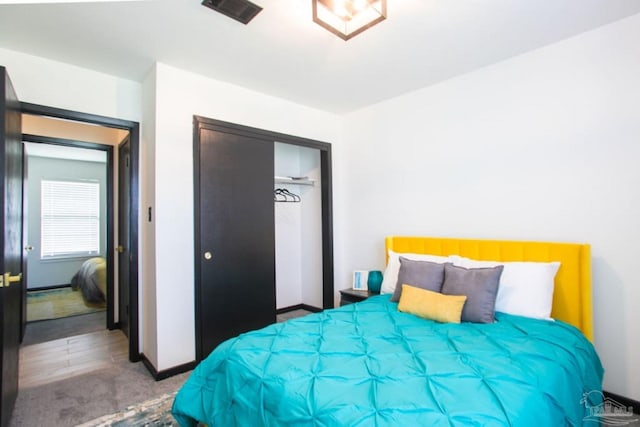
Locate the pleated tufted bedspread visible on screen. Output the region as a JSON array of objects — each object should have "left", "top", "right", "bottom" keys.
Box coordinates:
[{"left": 173, "top": 295, "right": 602, "bottom": 427}]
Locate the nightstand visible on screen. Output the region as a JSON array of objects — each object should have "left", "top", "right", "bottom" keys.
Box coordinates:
[{"left": 339, "top": 289, "right": 377, "bottom": 306}]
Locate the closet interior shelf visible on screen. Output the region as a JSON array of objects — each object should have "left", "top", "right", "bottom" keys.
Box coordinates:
[{"left": 274, "top": 176, "right": 315, "bottom": 186}]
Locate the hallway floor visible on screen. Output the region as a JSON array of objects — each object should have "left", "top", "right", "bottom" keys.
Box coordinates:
[
  {"left": 23, "top": 311, "right": 105, "bottom": 346},
  {"left": 20, "top": 328, "right": 128, "bottom": 389},
  {"left": 12, "top": 328, "right": 189, "bottom": 427}
]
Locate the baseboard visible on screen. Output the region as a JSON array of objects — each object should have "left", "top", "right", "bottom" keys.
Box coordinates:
[
  {"left": 129, "top": 350, "right": 141, "bottom": 363},
  {"left": 27, "top": 283, "right": 71, "bottom": 292},
  {"left": 276, "top": 304, "right": 304, "bottom": 314},
  {"left": 140, "top": 353, "right": 196, "bottom": 381},
  {"left": 108, "top": 322, "right": 120, "bottom": 331},
  {"left": 604, "top": 390, "right": 640, "bottom": 415},
  {"left": 277, "top": 304, "right": 322, "bottom": 314},
  {"left": 301, "top": 304, "right": 322, "bottom": 313}
]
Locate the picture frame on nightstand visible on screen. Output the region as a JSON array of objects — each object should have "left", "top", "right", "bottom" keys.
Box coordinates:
[{"left": 352, "top": 270, "right": 368, "bottom": 290}]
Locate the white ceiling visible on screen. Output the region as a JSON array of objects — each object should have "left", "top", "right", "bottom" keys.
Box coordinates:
[{"left": 1, "top": 0, "right": 639, "bottom": 114}]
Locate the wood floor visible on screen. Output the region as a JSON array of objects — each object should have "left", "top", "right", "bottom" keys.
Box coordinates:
[
  {"left": 19, "top": 329, "right": 128, "bottom": 389},
  {"left": 19, "top": 309, "right": 309, "bottom": 390},
  {"left": 277, "top": 308, "right": 312, "bottom": 322}
]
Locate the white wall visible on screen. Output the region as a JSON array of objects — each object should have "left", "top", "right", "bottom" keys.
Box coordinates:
[
  {"left": 298, "top": 147, "right": 323, "bottom": 308},
  {"left": 341, "top": 14, "right": 640, "bottom": 400},
  {"left": 0, "top": 48, "right": 141, "bottom": 121},
  {"left": 140, "top": 66, "right": 158, "bottom": 367},
  {"left": 150, "top": 63, "right": 342, "bottom": 370},
  {"left": 275, "top": 143, "right": 304, "bottom": 310},
  {"left": 275, "top": 200, "right": 303, "bottom": 309}
]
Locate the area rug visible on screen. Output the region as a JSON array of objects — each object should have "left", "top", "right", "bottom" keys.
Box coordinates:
[
  {"left": 76, "top": 392, "right": 179, "bottom": 427},
  {"left": 27, "top": 287, "right": 105, "bottom": 322}
]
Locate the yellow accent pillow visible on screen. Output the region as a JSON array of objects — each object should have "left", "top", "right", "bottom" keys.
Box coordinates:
[{"left": 397, "top": 284, "right": 467, "bottom": 323}]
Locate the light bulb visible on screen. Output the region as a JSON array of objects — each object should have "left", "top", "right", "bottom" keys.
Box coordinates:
[
  {"left": 352, "top": 0, "right": 368, "bottom": 12},
  {"left": 333, "top": 0, "right": 349, "bottom": 17}
]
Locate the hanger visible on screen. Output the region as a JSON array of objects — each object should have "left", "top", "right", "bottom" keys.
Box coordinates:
[
  {"left": 283, "top": 188, "right": 300, "bottom": 202},
  {"left": 274, "top": 188, "right": 300, "bottom": 203}
]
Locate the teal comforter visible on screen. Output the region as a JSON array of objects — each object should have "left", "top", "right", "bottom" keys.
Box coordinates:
[{"left": 173, "top": 295, "right": 603, "bottom": 426}]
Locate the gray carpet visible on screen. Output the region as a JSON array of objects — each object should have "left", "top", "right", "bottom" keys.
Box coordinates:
[
  {"left": 22, "top": 311, "right": 106, "bottom": 346},
  {"left": 16, "top": 311, "right": 189, "bottom": 426},
  {"left": 11, "top": 309, "right": 311, "bottom": 426},
  {"left": 10, "top": 359, "right": 190, "bottom": 427}
]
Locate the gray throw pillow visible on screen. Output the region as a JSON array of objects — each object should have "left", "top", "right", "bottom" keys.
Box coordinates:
[
  {"left": 391, "top": 257, "right": 445, "bottom": 302},
  {"left": 441, "top": 263, "right": 503, "bottom": 323}
]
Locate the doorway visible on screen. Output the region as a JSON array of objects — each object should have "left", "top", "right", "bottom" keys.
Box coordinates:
[
  {"left": 20, "top": 103, "right": 140, "bottom": 362},
  {"left": 21, "top": 139, "right": 111, "bottom": 345}
]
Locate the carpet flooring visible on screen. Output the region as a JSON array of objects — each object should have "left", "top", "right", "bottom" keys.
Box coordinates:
[
  {"left": 27, "top": 287, "right": 105, "bottom": 322},
  {"left": 76, "top": 392, "right": 178, "bottom": 427},
  {"left": 10, "top": 354, "right": 190, "bottom": 427}
]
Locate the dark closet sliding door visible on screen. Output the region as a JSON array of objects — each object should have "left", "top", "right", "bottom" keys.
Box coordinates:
[{"left": 195, "top": 126, "right": 276, "bottom": 360}]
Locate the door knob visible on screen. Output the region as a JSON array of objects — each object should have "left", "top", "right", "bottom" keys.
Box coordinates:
[
  {"left": 24, "top": 245, "right": 34, "bottom": 251},
  {"left": 1, "top": 272, "right": 22, "bottom": 288},
  {"left": 204, "top": 251, "right": 213, "bottom": 260},
  {"left": 116, "top": 246, "right": 125, "bottom": 253}
]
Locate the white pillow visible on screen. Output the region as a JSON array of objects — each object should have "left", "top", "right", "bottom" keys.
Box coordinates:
[
  {"left": 380, "top": 250, "right": 450, "bottom": 295},
  {"left": 451, "top": 256, "right": 560, "bottom": 320}
]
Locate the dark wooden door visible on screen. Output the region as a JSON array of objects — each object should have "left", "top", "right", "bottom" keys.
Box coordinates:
[
  {"left": 195, "top": 126, "right": 275, "bottom": 360},
  {"left": 118, "top": 136, "right": 131, "bottom": 340},
  {"left": 0, "top": 67, "right": 23, "bottom": 427}
]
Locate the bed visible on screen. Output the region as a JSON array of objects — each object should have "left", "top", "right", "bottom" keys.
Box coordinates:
[
  {"left": 172, "top": 237, "right": 603, "bottom": 426},
  {"left": 70, "top": 257, "right": 107, "bottom": 306}
]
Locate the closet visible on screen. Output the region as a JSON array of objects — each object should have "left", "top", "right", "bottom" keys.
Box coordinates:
[
  {"left": 194, "top": 117, "right": 333, "bottom": 361},
  {"left": 274, "top": 142, "right": 323, "bottom": 311}
]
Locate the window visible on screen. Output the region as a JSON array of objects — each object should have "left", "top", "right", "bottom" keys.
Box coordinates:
[{"left": 41, "top": 180, "right": 100, "bottom": 259}]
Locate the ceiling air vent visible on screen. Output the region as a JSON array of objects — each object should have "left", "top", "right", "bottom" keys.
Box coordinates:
[{"left": 202, "top": 0, "right": 263, "bottom": 25}]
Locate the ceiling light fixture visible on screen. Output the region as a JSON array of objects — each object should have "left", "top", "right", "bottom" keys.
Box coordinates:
[{"left": 312, "top": 0, "right": 387, "bottom": 41}]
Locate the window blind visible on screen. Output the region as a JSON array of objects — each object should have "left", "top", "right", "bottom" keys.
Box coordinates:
[{"left": 41, "top": 180, "right": 100, "bottom": 258}]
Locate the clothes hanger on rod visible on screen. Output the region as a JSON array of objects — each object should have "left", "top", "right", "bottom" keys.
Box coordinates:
[{"left": 274, "top": 188, "right": 300, "bottom": 203}]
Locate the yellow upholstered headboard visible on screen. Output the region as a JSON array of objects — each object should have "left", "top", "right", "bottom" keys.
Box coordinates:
[{"left": 385, "top": 236, "right": 593, "bottom": 341}]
